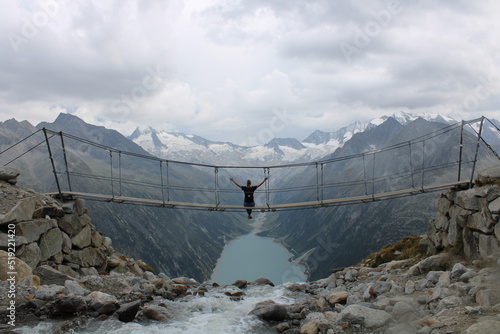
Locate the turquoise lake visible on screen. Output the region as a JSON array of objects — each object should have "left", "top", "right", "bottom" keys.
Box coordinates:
[{"left": 210, "top": 231, "right": 307, "bottom": 285}]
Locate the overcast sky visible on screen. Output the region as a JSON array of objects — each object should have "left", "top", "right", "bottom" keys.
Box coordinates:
[{"left": 1, "top": 0, "right": 499, "bottom": 145}]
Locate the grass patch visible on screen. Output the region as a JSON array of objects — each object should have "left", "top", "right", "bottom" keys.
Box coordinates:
[{"left": 357, "top": 235, "right": 424, "bottom": 268}]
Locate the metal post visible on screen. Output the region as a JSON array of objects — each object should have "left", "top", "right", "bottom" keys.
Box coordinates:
[
  {"left": 264, "top": 167, "right": 270, "bottom": 208},
  {"left": 59, "top": 131, "right": 72, "bottom": 192},
  {"left": 362, "top": 154, "right": 368, "bottom": 196},
  {"left": 372, "top": 153, "right": 376, "bottom": 197},
  {"left": 214, "top": 167, "right": 220, "bottom": 207},
  {"left": 408, "top": 142, "right": 415, "bottom": 188},
  {"left": 421, "top": 141, "right": 426, "bottom": 190},
  {"left": 43, "top": 128, "right": 62, "bottom": 197},
  {"left": 316, "top": 163, "right": 320, "bottom": 202},
  {"left": 458, "top": 120, "right": 464, "bottom": 181},
  {"left": 109, "top": 151, "right": 114, "bottom": 197},
  {"left": 118, "top": 152, "right": 122, "bottom": 196},
  {"left": 469, "top": 116, "right": 484, "bottom": 188},
  {"left": 159, "top": 161, "right": 165, "bottom": 204}
]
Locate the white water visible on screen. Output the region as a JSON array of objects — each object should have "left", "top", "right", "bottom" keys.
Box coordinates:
[{"left": 17, "top": 285, "right": 307, "bottom": 334}]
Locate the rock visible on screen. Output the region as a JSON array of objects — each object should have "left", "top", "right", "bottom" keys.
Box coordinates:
[
  {"left": 17, "top": 242, "right": 41, "bottom": 269},
  {"left": 143, "top": 271, "right": 156, "bottom": 281},
  {"left": 0, "top": 167, "right": 20, "bottom": 182},
  {"left": 87, "top": 291, "right": 118, "bottom": 311},
  {"left": 170, "top": 284, "right": 188, "bottom": 296},
  {"left": 300, "top": 322, "right": 318, "bottom": 334},
  {"left": 51, "top": 295, "right": 87, "bottom": 316},
  {"left": 405, "top": 280, "right": 416, "bottom": 294},
  {"left": 33, "top": 265, "right": 73, "bottom": 285},
  {"left": 39, "top": 228, "right": 63, "bottom": 261},
  {"left": 0, "top": 250, "right": 33, "bottom": 281},
  {"left": 0, "top": 232, "right": 28, "bottom": 250},
  {"left": 476, "top": 289, "right": 492, "bottom": 309},
  {"left": 56, "top": 264, "right": 79, "bottom": 278},
  {"left": 478, "top": 234, "right": 500, "bottom": 261},
  {"left": 233, "top": 279, "right": 248, "bottom": 289},
  {"left": 392, "top": 301, "right": 415, "bottom": 317},
  {"left": 465, "top": 320, "right": 500, "bottom": 334},
  {"left": 369, "top": 281, "right": 392, "bottom": 297},
  {"left": 437, "top": 296, "right": 463, "bottom": 311},
  {"left": 327, "top": 291, "right": 349, "bottom": 306},
  {"left": 251, "top": 277, "right": 275, "bottom": 286},
  {"left": 116, "top": 300, "right": 141, "bottom": 322},
  {"left": 61, "top": 232, "right": 72, "bottom": 254},
  {"left": 63, "top": 247, "right": 105, "bottom": 268},
  {"left": 35, "top": 284, "right": 65, "bottom": 300},
  {"left": 142, "top": 305, "right": 172, "bottom": 321},
  {"left": 407, "top": 253, "right": 450, "bottom": 276},
  {"left": 489, "top": 197, "right": 500, "bottom": 213},
  {"left": 344, "top": 269, "right": 358, "bottom": 282},
  {"left": 15, "top": 219, "right": 53, "bottom": 242},
  {"left": 450, "top": 263, "right": 468, "bottom": 281},
  {"left": 64, "top": 280, "right": 90, "bottom": 296},
  {"left": 59, "top": 213, "right": 82, "bottom": 237},
  {"left": 71, "top": 224, "right": 92, "bottom": 249},
  {"left": 0, "top": 196, "right": 36, "bottom": 225},
  {"left": 455, "top": 189, "right": 481, "bottom": 211},
  {"left": 340, "top": 305, "right": 392, "bottom": 328},
  {"left": 249, "top": 300, "right": 289, "bottom": 321}
]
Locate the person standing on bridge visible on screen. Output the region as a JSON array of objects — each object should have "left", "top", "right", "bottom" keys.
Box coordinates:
[{"left": 229, "top": 177, "right": 268, "bottom": 219}]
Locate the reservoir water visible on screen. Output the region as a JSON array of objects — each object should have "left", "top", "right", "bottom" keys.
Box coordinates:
[{"left": 211, "top": 215, "right": 307, "bottom": 285}]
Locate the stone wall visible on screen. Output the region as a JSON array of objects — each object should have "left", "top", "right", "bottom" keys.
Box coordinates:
[
  {"left": 0, "top": 167, "right": 151, "bottom": 283},
  {"left": 427, "top": 167, "right": 500, "bottom": 263}
]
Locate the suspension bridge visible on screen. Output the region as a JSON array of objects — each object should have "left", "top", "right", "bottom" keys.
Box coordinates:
[{"left": 1, "top": 117, "right": 499, "bottom": 212}]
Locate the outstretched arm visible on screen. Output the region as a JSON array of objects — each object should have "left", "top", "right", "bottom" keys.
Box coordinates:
[
  {"left": 256, "top": 177, "right": 269, "bottom": 188},
  {"left": 229, "top": 177, "right": 242, "bottom": 188}
]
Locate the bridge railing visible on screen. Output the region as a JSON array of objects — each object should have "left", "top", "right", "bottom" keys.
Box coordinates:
[{"left": 1, "top": 117, "right": 498, "bottom": 211}]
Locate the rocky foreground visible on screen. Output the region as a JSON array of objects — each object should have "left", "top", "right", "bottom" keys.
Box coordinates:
[{"left": 0, "top": 167, "right": 500, "bottom": 333}]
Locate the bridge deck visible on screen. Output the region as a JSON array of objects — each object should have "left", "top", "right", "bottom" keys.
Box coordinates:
[{"left": 46, "top": 180, "right": 470, "bottom": 211}]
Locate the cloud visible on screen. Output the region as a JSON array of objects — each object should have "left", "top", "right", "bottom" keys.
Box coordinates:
[{"left": 0, "top": 0, "right": 499, "bottom": 145}]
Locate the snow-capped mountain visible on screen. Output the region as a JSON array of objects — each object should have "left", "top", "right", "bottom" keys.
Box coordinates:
[{"left": 129, "top": 112, "right": 458, "bottom": 165}]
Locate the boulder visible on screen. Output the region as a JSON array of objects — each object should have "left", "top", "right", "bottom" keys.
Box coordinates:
[
  {"left": 142, "top": 305, "right": 172, "bottom": 321},
  {"left": 327, "top": 291, "right": 349, "bottom": 305},
  {"left": 33, "top": 265, "right": 73, "bottom": 285},
  {"left": 15, "top": 219, "right": 53, "bottom": 242},
  {"left": 64, "top": 247, "right": 105, "bottom": 268},
  {"left": 34, "top": 284, "right": 65, "bottom": 300},
  {"left": 341, "top": 305, "right": 392, "bottom": 328},
  {"left": 251, "top": 277, "right": 275, "bottom": 286},
  {"left": 489, "top": 197, "right": 500, "bottom": 213},
  {"left": 71, "top": 224, "right": 92, "bottom": 249},
  {"left": 465, "top": 320, "right": 500, "bottom": 334},
  {"left": 116, "top": 300, "right": 141, "bottom": 322},
  {"left": 0, "top": 250, "right": 32, "bottom": 281},
  {"left": 249, "top": 300, "right": 289, "bottom": 321},
  {"left": 87, "top": 291, "right": 118, "bottom": 311},
  {"left": 0, "top": 196, "right": 37, "bottom": 225},
  {"left": 59, "top": 213, "right": 82, "bottom": 237},
  {"left": 455, "top": 189, "right": 481, "bottom": 211},
  {"left": 17, "top": 242, "right": 41, "bottom": 269},
  {"left": 39, "top": 228, "right": 63, "bottom": 261},
  {"left": 64, "top": 280, "right": 90, "bottom": 296},
  {"left": 51, "top": 295, "right": 88, "bottom": 316},
  {"left": 0, "top": 232, "right": 28, "bottom": 251},
  {"left": 233, "top": 279, "right": 248, "bottom": 289},
  {"left": 0, "top": 167, "right": 20, "bottom": 182},
  {"left": 478, "top": 234, "right": 500, "bottom": 261}
]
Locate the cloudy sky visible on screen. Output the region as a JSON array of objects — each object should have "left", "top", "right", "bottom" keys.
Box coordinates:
[{"left": 1, "top": 0, "right": 499, "bottom": 145}]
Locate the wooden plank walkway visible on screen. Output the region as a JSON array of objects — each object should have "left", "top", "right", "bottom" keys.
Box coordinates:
[{"left": 45, "top": 180, "right": 470, "bottom": 211}]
